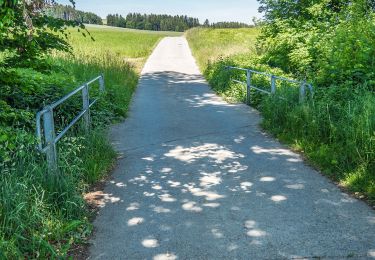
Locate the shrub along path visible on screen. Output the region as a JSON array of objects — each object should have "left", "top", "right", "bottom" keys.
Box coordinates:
[{"left": 89, "top": 37, "right": 375, "bottom": 259}]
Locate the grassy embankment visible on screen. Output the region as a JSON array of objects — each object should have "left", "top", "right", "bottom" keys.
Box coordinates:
[
  {"left": 186, "top": 27, "right": 375, "bottom": 204},
  {"left": 0, "top": 26, "right": 177, "bottom": 258}
]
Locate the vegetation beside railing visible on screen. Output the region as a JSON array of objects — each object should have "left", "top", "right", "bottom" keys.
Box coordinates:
[
  {"left": 0, "top": 1, "right": 169, "bottom": 257},
  {"left": 186, "top": 0, "right": 375, "bottom": 204}
]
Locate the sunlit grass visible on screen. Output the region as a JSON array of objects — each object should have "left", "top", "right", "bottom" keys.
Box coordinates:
[
  {"left": 64, "top": 25, "right": 181, "bottom": 72},
  {"left": 186, "top": 27, "right": 259, "bottom": 71},
  {"left": 54, "top": 25, "right": 180, "bottom": 119}
]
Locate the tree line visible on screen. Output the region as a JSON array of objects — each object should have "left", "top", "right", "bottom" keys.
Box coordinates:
[
  {"left": 107, "top": 13, "right": 200, "bottom": 32},
  {"left": 46, "top": 4, "right": 103, "bottom": 25},
  {"left": 203, "top": 19, "right": 252, "bottom": 28}
]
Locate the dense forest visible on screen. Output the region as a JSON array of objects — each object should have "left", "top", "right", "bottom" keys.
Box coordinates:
[
  {"left": 107, "top": 13, "right": 200, "bottom": 32},
  {"left": 47, "top": 4, "right": 103, "bottom": 25}
]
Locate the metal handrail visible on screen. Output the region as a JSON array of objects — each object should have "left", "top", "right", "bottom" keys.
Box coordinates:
[
  {"left": 225, "top": 66, "right": 313, "bottom": 104},
  {"left": 36, "top": 74, "right": 105, "bottom": 172}
]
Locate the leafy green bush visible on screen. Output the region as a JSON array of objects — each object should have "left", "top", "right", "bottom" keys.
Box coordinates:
[
  {"left": 257, "top": 0, "right": 375, "bottom": 87},
  {"left": 315, "top": 13, "right": 375, "bottom": 89},
  {"left": 255, "top": 0, "right": 375, "bottom": 202}
]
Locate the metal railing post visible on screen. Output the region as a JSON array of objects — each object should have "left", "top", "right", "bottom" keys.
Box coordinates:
[
  {"left": 43, "top": 106, "right": 58, "bottom": 173},
  {"left": 299, "top": 82, "right": 306, "bottom": 103},
  {"left": 308, "top": 84, "right": 314, "bottom": 99},
  {"left": 82, "top": 83, "right": 91, "bottom": 133},
  {"left": 36, "top": 74, "right": 105, "bottom": 172},
  {"left": 246, "top": 70, "right": 252, "bottom": 105},
  {"left": 224, "top": 66, "right": 313, "bottom": 103},
  {"left": 271, "top": 75, "right": 276, "bottom": 94},
  {"left": 99, "top": 74, "right": 105, "bottom": 92}
]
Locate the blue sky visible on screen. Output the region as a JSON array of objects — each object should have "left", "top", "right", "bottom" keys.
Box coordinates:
[{"left": 60, "top": 0, "right": 261, "bottom": 24}]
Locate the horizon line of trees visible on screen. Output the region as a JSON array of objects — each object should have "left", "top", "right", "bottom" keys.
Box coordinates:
[
  {"left": 107, "top": 13, "right": 257, "bottom": 32},
  {"left": 46, "top": 4, "right": 103, "bottom": 25},
  {"left": 203, "top": 19, "right": 253, "bottom": 28},
  {"left": 46, "top": 6, "right": 258, "bottom": 32},
  {"left": 107, "top": 13, "right": 200, "bottom": 32}
]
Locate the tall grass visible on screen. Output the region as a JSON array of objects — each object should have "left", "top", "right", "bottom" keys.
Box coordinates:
[
  {"left": 0, "top": 26, "right": 169, "bottom": 257},
  {"left": 0, "top": 132, "right": 112, "bottom": 258},
  {"left": 186, "top": 28, "right": 375, "bottom": 204},
  {"left": 261, "top": 87, "right": 375, "bottom": 201}
]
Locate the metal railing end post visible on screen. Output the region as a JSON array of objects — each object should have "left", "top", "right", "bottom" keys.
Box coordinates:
[
  {"left": 82, "top": 83, "right": 91, "bottom": 134},
  {"left": 43, "top": 106, "right": 58, "bottom": 174},
  {"left": 99, "top": 73, "right": 105, "bottom": 92},
  {"left": 271, "top": 75, "right": 276, "bottom": 95},
  {"left": 308, "top": 84, "right": 314, "bottom": 99},
  {"left": 246, "top": 70, "right": 252, "bottom": 105},
  {"left": 299, "top": 81, "right": 306, "bottom": 103}
]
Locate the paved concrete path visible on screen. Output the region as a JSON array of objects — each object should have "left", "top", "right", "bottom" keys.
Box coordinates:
[{"left": 89, "top": 37, "right": 375, "bottom": 260}]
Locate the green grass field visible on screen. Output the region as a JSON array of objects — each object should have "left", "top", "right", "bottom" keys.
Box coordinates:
[
  {"left": 186, "top": 27, "right": 259, "bottom": 71},
  {"left": 55, "top": 25, "right": 179, "bottom": 120},
  {"left": 0, "top": 26, "right": 178, "bottom": 258},
  {"left": 64, "top": 25, "right": 181, "bottom": 72}
]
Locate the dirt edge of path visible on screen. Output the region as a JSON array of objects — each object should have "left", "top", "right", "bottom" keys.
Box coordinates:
[{"left": 67, "top": 156, "right": 121, "bottom": 260}]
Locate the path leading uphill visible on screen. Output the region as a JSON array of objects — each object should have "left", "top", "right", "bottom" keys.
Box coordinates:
[{"left": 89, "top": 37, "right": 375, "bottom": 259}]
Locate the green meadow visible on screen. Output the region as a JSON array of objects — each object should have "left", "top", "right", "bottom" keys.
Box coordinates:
[
  {"left": 65, "top": 25, "right": 182, "bottom": 71},
  {"left": 186, "top": 27, "right": 259, "bottom": 71}
]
